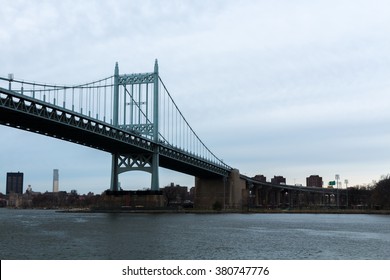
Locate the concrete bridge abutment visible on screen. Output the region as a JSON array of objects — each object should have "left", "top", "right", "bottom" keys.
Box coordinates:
[{"left": 194, "top": 169, "right": 248, "bottom": 210}]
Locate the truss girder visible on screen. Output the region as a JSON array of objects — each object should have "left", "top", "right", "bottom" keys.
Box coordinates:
[
  {"left": 159, "top": 145, "right": 230, "bottom": 177},
  {"left": 117, "top": 154, "right": 153, "bottom": 174},
  {"left": 0, "top": 89, "right": 154, "bottom": 153},
  {"left": 118, "top": 73, "right": 155, "bottom": 85},
  {"left": 119, "top": 124, "right": 154, "bottom": 137}
]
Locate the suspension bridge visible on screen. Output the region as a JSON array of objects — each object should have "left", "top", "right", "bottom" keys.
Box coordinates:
[{"left": 0, "top": 61, "right": 343, "bottom": 209}]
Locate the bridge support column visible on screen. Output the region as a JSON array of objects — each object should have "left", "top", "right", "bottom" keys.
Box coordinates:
[
  {"left": 194, "top": 169, "right": 248, "bottom": 210},
  {"left": 110, "top": 153, "right": 119, "bottom": 191},
  {"left": 110, "top": 63, "right": 120, "bottom": 191},
  {"left": 110, "top": 153, "right": 159, "bottom": 191},
  {"left": 252, "top": 185, "right": 260, "bottom": 207},
  {"left": 109, "top": 60, "right": 161, "bottom": 191},
  {"left": 151, "top": 59, "right": 159, "bottom": 191},
  {"left": 151, "top": 150, "right": 159, "bottom": 191}
]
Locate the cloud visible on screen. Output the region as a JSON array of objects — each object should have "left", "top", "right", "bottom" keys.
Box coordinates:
[{"left": 1, "top": 0, "right": 390, "bottom": 193}]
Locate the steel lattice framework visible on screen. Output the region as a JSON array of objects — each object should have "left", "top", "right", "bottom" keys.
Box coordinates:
[{"left": 0, "top": 61, "right": 231, "bottom": 191}]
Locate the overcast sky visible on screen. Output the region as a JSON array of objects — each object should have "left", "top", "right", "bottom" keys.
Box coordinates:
[{"left": 1, "top": 0, "right": 390, "bottom": 194}]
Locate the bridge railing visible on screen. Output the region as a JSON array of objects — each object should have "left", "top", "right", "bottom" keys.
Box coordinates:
[{"left": 0, "top": 75, "right": 116, "bottom": 125}]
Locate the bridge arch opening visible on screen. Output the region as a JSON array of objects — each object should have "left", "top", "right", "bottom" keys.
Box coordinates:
[{"left": 117, "top": 171, "right": 152, "bottom": 191}]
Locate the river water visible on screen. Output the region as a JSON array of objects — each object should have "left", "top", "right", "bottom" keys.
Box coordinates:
[{"left": 0, "top": 208, "right": 389, "bottom": 260}]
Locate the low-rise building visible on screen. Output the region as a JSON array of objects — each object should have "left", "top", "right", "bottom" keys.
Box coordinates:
[
  {"left": 253, "top": 174, "right": 266, "bottom": 182},
  {"left": 306, "top": 175, "right": 323, "bottom": 188},
  {"left": 271, "top": 176, "right": 286, "bottom": 185}
]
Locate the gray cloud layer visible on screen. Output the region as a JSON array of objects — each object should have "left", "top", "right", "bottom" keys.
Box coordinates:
[{"left": 1, "top": 0, "right": 390, "bottom": 193}]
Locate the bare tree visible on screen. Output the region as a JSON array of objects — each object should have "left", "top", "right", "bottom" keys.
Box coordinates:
[{"left": 371, "top": 175, "right": 390, "bottom": 209}]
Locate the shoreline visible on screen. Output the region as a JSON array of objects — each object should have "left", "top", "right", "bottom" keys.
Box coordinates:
[
  {"left": 3, "top": 206, "right": 389, "bottom": 215},
  {"left": 54, "top": 208, "right": 390, "bottom": 215}
]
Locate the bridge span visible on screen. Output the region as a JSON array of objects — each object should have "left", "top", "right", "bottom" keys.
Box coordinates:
[
  {"left": 0, "top": 62, "right": 341, "bottom": 210},
  {"left": 1, "top": 61, "right": 230, "bottom": 187}
]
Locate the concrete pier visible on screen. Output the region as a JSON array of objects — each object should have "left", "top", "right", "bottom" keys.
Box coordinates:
[{"left": 194, "top": 169, "right": 248, "bottom": 210}]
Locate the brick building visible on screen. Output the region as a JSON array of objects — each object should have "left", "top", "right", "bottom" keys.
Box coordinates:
[
  {"left": 271, "top": 176, "right": 286, "bottom": 185},
  {"left": 306, "top": 175, "right": 323, "bottom": 188}
]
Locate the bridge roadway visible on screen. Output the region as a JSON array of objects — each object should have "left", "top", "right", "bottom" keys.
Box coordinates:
[
  {"left": 0, "top": 87, "right": 230, "bottom": 179},
  {"left": 241, "top": 175, "right": 344, "bottom": 209},
  {"left": 243, "top": 175, "right": 338, "bottom": 194}
]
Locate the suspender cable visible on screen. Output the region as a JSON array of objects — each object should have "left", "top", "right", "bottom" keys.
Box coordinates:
[{"left": 104, "top": 79, "right": 107, "bottom": 122}]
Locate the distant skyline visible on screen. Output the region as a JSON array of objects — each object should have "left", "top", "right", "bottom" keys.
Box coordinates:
[{"left": 1, "top": 0, "right": 390, "bottom": 194}]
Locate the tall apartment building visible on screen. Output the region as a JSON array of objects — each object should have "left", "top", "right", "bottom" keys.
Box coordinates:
[
  {"left": 6, "top": 172, "right": 24, "bottom": 194},
  {"left": 306, "top": 175, "right": 323, "bottom": 188},
  {"left": 53, "top": 169, "right": 59, "bottom": 193}
]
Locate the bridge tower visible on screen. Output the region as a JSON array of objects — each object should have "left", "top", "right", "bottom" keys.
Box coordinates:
[{"left": 110, "top": 60, "right": 160, "bottom": 191}]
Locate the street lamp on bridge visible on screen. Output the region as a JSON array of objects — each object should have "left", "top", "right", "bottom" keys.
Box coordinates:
[{"left": 8, "top": 73, "right": 14, "bottom": 90}]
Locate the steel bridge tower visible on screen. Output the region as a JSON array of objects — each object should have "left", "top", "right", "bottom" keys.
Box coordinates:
[{"left": 110, "top": 60, "right": 160, "bottom": 191}]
